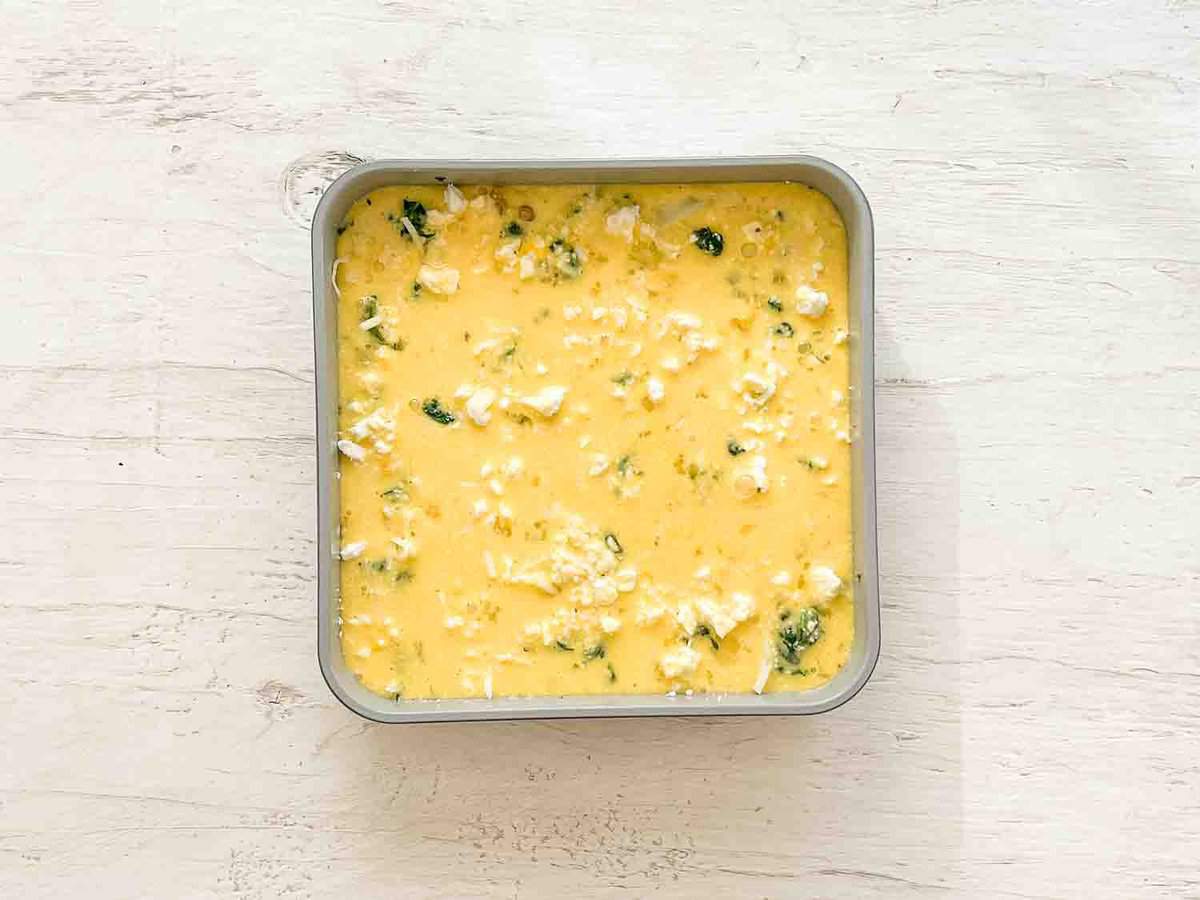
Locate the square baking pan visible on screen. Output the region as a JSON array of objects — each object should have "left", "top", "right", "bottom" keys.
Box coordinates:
[{"left": 312, "top": 156, "right": 879, "bottom": 722}]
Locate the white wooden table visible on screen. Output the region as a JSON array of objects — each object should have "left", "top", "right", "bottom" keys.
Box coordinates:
[{"left": 2, "top": 2, "right": 1197, "bottom": 897}]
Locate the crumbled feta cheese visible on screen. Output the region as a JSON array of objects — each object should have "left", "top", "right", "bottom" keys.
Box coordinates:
[
  {"left": 391, "top": 537, "right": 417, "bottom": 559},
  {"left": 692, "top": 592, "right": 756, "bottom": 638},
  {"left": 833, "top": 329, "right": 848, "bottom": 345},
  {"left": 578, "top": 435, "right": 592, "bottom": 449},
  {"left": 483, "top": 551, "right": 497, "bottom": 578},
  {"left": 646, "top": 377, "right": 665, "bottom": 404},
  {"left": 660, "top": 356, "right": 682, "bottom": 372},
  {"left": 465, "top": 387, "right": 497, "bottom": 426},
  {"left": 519, "top": 385, "right": 567, "bottom": 417},
  {"left": 694, "top": 565, "right": 711, "bottom": 580},
  {"left": 771, "top": 570, "right": 792, "bottom": 587},
  {"left": 444, "top": 183, "right": 466, "bottom": 214},
  {"left": 601, "top": 615, "right": 622, "bottom": 634},
  {"left": 808, "top": 565, "right": 843, "bottom": 602},
  {"left": 495, "top": 245, "right": 520, "bottom": 275},
  {"left": 503, "top": 456, "right": 524, "bottom": 477},
  {"left": 355, "top": 646, "right": 372, "bottom": 659},
  {"left": 518, "top": 253, "right": 537, "bottom": 280},
  {"left": 472, "top": 498, "right": 489, "bottom": 518},
  {"left": 339, "top": 540, "right": 367, "bottom": 560},
  {"left": 660, "top": 645, "right": 702, "bottom": 678},
  {"left": 732, "top": 454, "right": 770, "bottom": 498},
  {"left": 807, "top": 455, "right": 829, "bottom": 470},
  {"left": 488, "top": 479, "right": 504, "bottom": 496},
  {"left": 535, "top": 361, "right": 549, "bottom": 375},
  {"left": 417, "top": 264, "right": 460, "bottom": 295},
  {"left": 831, "top": 389, "right": 844, "bottom": 406},
  {"left": 588, "top": 454, "right": 610, "bottom": 476},
  {"left": 444, "top": 615, "right": 465, "bottom": 629},
  {"left": 337, "top": 439, "right": 367, "bottom": 462},
  {"left": 563, "top": 305, "right": 582, "bottom": 320},
  {"left": 358, "top": 315, "right": 383, "bottom": 331},
  {"left": 737, "top": 372, "right": 776, "bottom": 407},
  {"left": 613, "top": 567, "right": 638, "bottom": 592},
  {"left": 795, "top": 284, "right": 829, "bottom": 317},
  {"left": 605, "top": 205, "right": 639, "bottom": 240}
]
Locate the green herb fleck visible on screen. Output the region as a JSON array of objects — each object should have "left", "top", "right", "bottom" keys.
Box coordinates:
[
  {"left": 402, "top": 199, "right": 433, "bottom": 237},
  {"left": 692, "top": 226, "right": 724, "bottom": 256},
  {"left": 583, "top": 645, "right": 606, "bottom": 661},
  {"left": 694, "top": 624, "right": 720, "bottom": 652},
  {"left": 615, "top": 454, "right": 640, "bottom": 477},
  {"left": 421, "top": 397, "right": 457, "bottom": 425},
  {"left": 394, "top": 569, "right": 414, "bottom": 584},
  {"left": 611, "top": 371, "right": 634, "bottom": 387},
  {"left": 554, "top": 640, "right": 574, "bottom": 652},
  {"left": 606, "top": 662, "right": 617, "bottom": 682},
  {"left": 366, "top": 559, "right": 389, "bottom": 574},
  {"left": 773, "top": 321, "right": 795, "bottom": 338},
  {"left": 380, "top": 485, "right": 410, "bottom": 502},
  {"left": 411, "top": 281, "right": 423, "bottom": 299},
  {"left": 503, "top": 220, "right": 524, "bottom": 237},
  {"left": 777, "top": 607, "right": 822, "bottom": 667},
  {"left": 795, "top": 341, "right": 812, "bottom": 355},
  {"left": 360, "top": 294, "right": 403, "bottom": 350},
  {"left": 727, "top": 439, "right": 746, "bottom": 457},
  {"left": 767, "top": 296, "right": 783, "bottom": 313}
]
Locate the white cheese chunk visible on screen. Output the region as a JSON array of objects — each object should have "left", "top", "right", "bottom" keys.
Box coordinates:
[
  {"left": 519, "top": 385, "right": 567, "bottom": 417},
  {"left": 808, "top": 565, "right": 843, "bottom": 603},
  {"left": 417, "top": 264, "right": 460, "bottom": 295},
  {"left": 339, "top": 540, "right": 367, "bottom": 560},
  {"left": 391, "top": 537, "right": 417, "bottom": 560},
  {"left": 444, "top": 183, "right": 467, "bottom": 214},
  {"left": 605, "top": 205, "right": 640, "bottom": 241},
  {"left": 646, "top": 377, "right": 665, "bottom": 404},
  {"left": 659, "top": 645, "right": 702, "bottom": 678},
  {"left": 337, "top": 439, "right": 367, "bottom": 462},
  {"left": 465, "top": 387, "right": 497, "bottom": 426},
  {"left": 795, "top": 284, "right": 829, "bottom": 318}
]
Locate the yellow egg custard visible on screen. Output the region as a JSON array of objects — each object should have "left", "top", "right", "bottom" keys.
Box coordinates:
[{"left": 333, "top": 181, "right": 853, "bottom": 700}]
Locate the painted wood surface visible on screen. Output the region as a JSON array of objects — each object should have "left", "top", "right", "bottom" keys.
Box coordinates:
[{"left": 1, "top": 1, "right": 1197, "bottom": 897}]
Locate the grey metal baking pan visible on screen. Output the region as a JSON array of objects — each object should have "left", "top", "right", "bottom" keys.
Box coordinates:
[{"left": 312, "top": 156, "right": 879, "bottom": 723}]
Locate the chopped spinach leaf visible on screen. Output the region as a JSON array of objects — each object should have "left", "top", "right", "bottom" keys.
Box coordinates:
[
  {"left": 773, "top": 321, "right": 795, "bottom": 338},
  {"left": 360, "top": 294, "right": 403, "bottom": 350},
  {"left": 611, "top": 371, "right": 634, "bottom": 387},
  {"left": 583, "top": 645, "right": 606, "bottom": 661},
  {"left": 402, "top": 199, "right": 433, "bottom": 237},
  {"left": 692, "top": 226, "right": 724, "bottom": 256},
  {"left": 606, "top": 662, "right": 617, "bottom": 682},
  {"left": 554, "top": 640, "right": 574, "bottom": 652},
  {"left": 726, "top": 439, "right": 746, "bottom": 457},
  {"left": 777, "top": 607, "right": 821, "bottom": 665},
  {"left": 503, "top": 220, "right": 524, "bottom": 237},
  {"left": 767, "top": 296, "right": 783, "bottom": 313},
  {"left": 421, "top": 397, "right": 457, "bottom": 425}
]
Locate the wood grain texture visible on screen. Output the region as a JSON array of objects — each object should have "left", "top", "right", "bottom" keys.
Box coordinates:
[{"left": 1, "top": 0, "right": 1197, "bottom": 897}]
